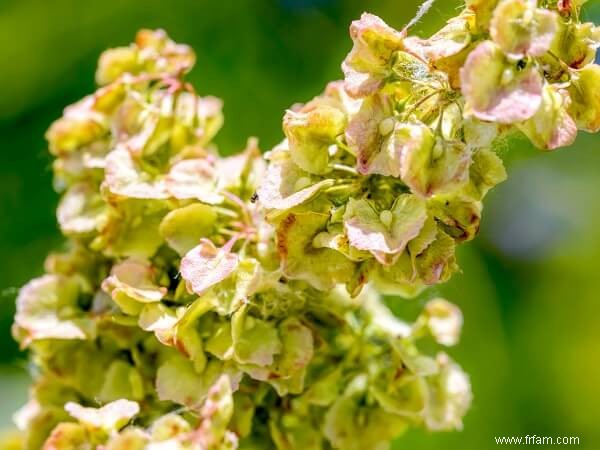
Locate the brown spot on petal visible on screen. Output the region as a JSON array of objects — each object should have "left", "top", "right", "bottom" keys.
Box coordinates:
[{"left": 276, "top": 214, "right": 297, "bottom": 259}]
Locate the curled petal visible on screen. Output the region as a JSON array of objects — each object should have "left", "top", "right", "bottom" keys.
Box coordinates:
[
  {"left": 461, "top": 148, "right": 507, "bottom": 201},
  {"left": 181, "top": 238, "right": 239, "bottom": 295},
  {"left": 517, "top": 85, "right": 577, "bottom": 150},
  {"left": 102, "top": 259, "right": 167, "bottom": 315},
  {"left": 416, "top": 231, "right": 458, "bottom": 285},
  {"left": 342, "top": 13, "right": 405, "bottom": 97},
  {"left": 258, "top": 152, "right": 334, "bottom": 210},
  {"left": 461, "top": 41, "right": 543, "bottom": 123},
  {"left": 431, "top": 199, "right": 482, "bottom": 242},
  {"left": 138, "top": 303, "right": 178, "bottom": 344}
]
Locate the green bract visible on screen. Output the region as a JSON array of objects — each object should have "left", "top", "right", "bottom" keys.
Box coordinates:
[{"left": 6, "top": 1, "right": 600, "bottom": 448}]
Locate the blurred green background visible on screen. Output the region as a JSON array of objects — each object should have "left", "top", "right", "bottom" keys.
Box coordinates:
[{"left": 1, "top": 0, "right": 600, "bottom": 448}]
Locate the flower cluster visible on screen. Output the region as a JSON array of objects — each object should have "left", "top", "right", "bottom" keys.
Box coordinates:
[
  {"left": 9, "top": 29, "right": 472, "bottom": 450},
  {"left": 261, "top": 0, "right": 600, "bottom": 299},
  {"left": 8, "top": 1, "right": 600, "bottom": 449}
]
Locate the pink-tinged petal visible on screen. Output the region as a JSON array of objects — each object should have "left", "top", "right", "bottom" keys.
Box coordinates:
[
  {"left": 528, "top": 9, "right": 560, "bottom": 56},
  {"left": 257, "top": 153, "right": 333, "bottom": 210},
  {"left": 344, "top": 199, "right": 391, "bottom": 256},
  {"left": 14, "top": 275, "right": 96, "bottom": 347},
  {"left": 461, "top": 41, "right": 543, "bottom": 123},
  {"left": 342, "top": 13, "right": 405, "bottom": 98},
  {"left": 401, "top": 136, "right": 472, "bottom": 198},
  {"left": 165, "top": 158, "right": 223, "bottom": 204},
  {"left": 104, "top": 147, "right": 169, "bottom": 199},
  {"left": 102, "top": 259, "right": 167, "bottom": 311},
  {"left": 548, "top": 112, "right": 577, "bottom": 149},
  {"left": 181, "top": 238, "right": 239, "bottom": 295},
  {"left": 346, "top": 94, "right": 396, "bottom": 176},
  {"left": 517, "top": 85, "right": 577, "bottom": 150},
  {"left": 342, "top": 69, "right": 387, "bottom": 99},
  {"left": 490, "top": 0, "right": 559, "bottom": 59},
  {"left": 403, "top": 12, "right": 474, "bottom": 62},
  {"left": 57, "top": 182, "right": 106, "bottom": 235},
  {"left": 344, "top": 195, "right": 427, "bottom": 264}
]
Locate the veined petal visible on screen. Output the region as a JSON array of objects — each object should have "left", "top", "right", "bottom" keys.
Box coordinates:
[
  {"left": 344, "top": 195, "right": 427, "bottom": 263},
  {"left": 461, "top": 41, "right": 543, "bottom": 123},
  {"left": 180, "top": 238, "right": 239, "bottom": 295},
  {"left": 346, "top": 93, "right": 397, "bottom": 176},
  {"left": 401, "top": 133, "right": 471, "bottom": 198}
]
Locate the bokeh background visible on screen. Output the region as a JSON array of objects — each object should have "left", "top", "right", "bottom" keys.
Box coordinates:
[{"left": 1, "top": 0, "right": 600, "bottom": 448}]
